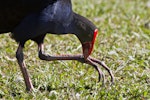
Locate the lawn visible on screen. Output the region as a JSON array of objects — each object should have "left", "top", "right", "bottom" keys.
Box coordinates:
[{"left": 0, "top": 0, "right": 150, "bottom": 99}]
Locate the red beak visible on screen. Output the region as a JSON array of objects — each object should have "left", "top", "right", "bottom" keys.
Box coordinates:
[{"left": 82, "top": 29, "right": 98, "bottom": 59}]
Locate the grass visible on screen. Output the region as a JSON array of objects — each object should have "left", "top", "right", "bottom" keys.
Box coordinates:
[{"left": 0, "top": 0, "right": 150, "bottom": 99}]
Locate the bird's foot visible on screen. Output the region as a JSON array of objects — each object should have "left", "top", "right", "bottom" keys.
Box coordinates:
[{"left": 80, "top": 56, "right": 114, "bottom": 84}]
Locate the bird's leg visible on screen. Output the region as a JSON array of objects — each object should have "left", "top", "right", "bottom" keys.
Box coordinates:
[
  {"left": 16, "top": 44, "right": 33, "bottom": 91},
  {"left": 38, "top": 43, "right": 114, "bottom": 83},
  {"left": 38, "top": 43, "right": 84, "bottom": 60}
]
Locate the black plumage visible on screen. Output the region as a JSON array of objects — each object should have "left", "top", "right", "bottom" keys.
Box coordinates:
[{"left": 0, "top": 0, "right": 114, "bottom": 91}]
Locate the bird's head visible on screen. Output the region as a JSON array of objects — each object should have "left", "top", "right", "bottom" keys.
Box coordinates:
[
  {"left": 81, "top": 29, "right": 98, "bottom": 59},
  {"left": 78, "top": 28, "right": 98, "bottom": 59},
  {"left": 73, "top": 13, "right": 98, "bottom": 59}
]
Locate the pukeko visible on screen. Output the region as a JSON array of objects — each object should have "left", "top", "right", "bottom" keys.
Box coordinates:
[{"left": 0, "top": 0, "right": 114, "bottom": 91}]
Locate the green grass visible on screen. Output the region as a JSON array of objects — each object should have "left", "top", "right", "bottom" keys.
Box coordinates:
[{"left": 0, "top": 0, "right": 150, "bottom": 99}]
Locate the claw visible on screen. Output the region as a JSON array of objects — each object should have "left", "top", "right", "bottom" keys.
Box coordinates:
[
  {"left": 97, "top": 68, "right": 105, "bottom": 85},
  {"left": 86, "top": 58, "right": 105, "bottom": 83},
  {"left": 88, "top": 56, "right": 115, "bottom": 84},
  {"left": 76, "top": 55, "right": 114, "bottom": 84}
]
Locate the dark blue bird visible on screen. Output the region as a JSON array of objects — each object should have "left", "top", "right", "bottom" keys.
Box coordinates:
[{"left": 0, "top": 0, "right": 114, "bottom": 91}]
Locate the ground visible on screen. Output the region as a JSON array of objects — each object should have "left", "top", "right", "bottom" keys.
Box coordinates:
[{"left": 0, "top": 0, "right": 150, "bottom": 99}]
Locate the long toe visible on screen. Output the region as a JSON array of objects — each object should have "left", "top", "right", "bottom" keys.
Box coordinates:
[
  {"left": 98, "top": 70, "right": 105, "bottom": 85},
  {"left": 89, "top": 56, "right": 114, "bottom": 84}
]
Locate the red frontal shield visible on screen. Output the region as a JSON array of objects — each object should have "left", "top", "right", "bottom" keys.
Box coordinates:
[{"left": 82, "top": 29, "right": 98, "bottom": 59}]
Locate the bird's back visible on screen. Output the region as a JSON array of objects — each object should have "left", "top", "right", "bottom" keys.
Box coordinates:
[{"left": 0, "top": 0, "right": 56, "bottom": 33}]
